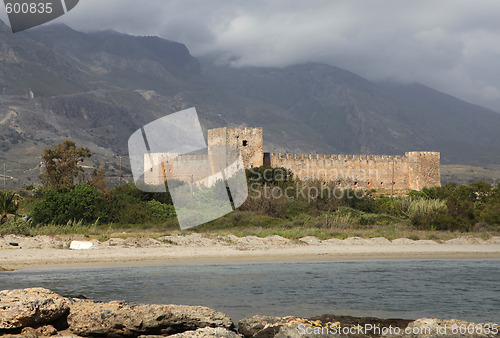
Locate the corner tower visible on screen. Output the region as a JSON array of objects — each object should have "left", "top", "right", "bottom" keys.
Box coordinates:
[
  {"left": 407, "top": 151, "right": 441, "bottom": 190},
  {"left": 207, "top": 127, "right": 263, "bottom": 169}
]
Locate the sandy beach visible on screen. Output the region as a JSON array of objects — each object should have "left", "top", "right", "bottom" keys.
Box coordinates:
[{"left": 1, "top": 234, "right": 500, "bottom": 271}]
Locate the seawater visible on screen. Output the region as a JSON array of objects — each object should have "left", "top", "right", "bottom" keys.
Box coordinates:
[{"left": 1, "top": 260, "right": 499, "bottom": 323}]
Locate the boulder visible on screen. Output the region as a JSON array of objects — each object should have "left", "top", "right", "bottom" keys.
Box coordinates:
[
  {"left": 238, "top": 315, "right": 296, "bottom": 337},
  {"left": 392, "top": 318, "right": 500, "bottom": 338},
  {"left": 238, "top": 314, "right": 414, "bottom": 338},
  {"left": 20, "top": 324, "right": 58, "bottom": 337},
  {"left": 166, "top": 327, "right": 242, "bottom": 337},
  {"left": 0, "top": 288, "right": 69, "bottom": 330},
  {"left": 67, "top": 299, "right": 234, "bottom": 337}
]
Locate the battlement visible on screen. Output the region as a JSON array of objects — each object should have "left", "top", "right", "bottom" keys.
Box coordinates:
[
  {"left": 270, "top": 151, "right": 440, "bottom": 190},
  {"left": 272, "top": 153, "right": 406, "bottom": 162},
  {"left": 145, "top": 127, "right": 440, "bottom": 191}
]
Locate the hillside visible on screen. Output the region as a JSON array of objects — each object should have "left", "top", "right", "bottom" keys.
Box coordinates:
[
  {"left": 201, "top": 59, "right": 500, "bottom": 164},
  {"left": 1, "top": 21, "right": 499, "bottom": 187}
]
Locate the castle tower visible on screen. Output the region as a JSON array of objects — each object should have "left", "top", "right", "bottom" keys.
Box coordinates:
[
  {"left": 207, "top": 127, "right": 263, "bottom": 169},
  {"left": 407, "top": 151, "right": 441, "bottom": 190}
]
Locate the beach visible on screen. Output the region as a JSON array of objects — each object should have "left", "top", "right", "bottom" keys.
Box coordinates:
[{"left": 1, "top": 234, "right": 500, "bottom": 270}]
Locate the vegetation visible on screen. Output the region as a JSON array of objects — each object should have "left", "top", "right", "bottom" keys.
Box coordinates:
[
  {"left": 0, "top": 142, "right": 498, "bottom": 239},
  {"left": 39, "top": 140, "right": 91, "bottom": 191},
  {"left": 0, "top": 191, "right": 19, "bottom": 224}
]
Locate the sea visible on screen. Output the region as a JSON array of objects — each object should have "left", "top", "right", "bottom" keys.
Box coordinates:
[{"left": 1, "top": 259, "right": 499, "bottom": 324}]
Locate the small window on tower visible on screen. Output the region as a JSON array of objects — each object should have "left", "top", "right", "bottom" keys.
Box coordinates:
[{"left": 242, "top": 140, "right": 248, "bottom": 147}]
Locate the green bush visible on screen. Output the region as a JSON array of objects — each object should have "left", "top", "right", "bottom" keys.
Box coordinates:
[
  {"left": 405, "top": 198, "right": 449, "bottom": 230},
  {"left": 146, "top": 200, "right": 176, "bottom": 219},
  {"left": 30, "top": 185, "right": 106, "bottom": 225}
]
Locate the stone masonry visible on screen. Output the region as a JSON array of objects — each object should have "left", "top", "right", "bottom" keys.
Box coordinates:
[{"left": 144, "top": 127, "right": 441, "bottom": 191}]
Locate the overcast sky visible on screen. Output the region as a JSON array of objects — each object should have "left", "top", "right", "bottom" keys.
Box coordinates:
[{"left": 3, "top": 0, "right": 500, "bottom": 112}]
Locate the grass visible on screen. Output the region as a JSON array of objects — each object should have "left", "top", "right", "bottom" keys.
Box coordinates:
[
  {"left": 2, "top": 208, "right": 499, "bottom": 242},
  {"left": 442, "top": 164, "right": 500, "bottom": 185}
]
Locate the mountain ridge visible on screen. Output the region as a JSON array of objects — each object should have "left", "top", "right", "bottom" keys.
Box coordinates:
[{"left": 1, "top": 21, "right": 499, "bottom": 187}]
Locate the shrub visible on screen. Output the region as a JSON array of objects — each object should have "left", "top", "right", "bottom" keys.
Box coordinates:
[
  {"left": 405, "top": 198, "right": 447, "bottom": 220},
  {"left": 240, "top": 185, "right": 288, "bottom": 218},
  {"left": 30, "top": 185, "right": 106, "bottom": 225},
  {"left": 405, "top": 198, "right": 450, "bottom": 230},
  {"left": 146, "top": 200, "right": 176, "bottom": 219}
]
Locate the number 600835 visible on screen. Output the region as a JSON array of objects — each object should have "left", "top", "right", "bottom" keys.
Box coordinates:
[{"left": 5, "top": 2, "right": 53, "bottom": 14}]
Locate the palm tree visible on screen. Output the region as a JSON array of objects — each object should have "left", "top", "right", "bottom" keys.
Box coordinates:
[{"left": 0, "top": 191, "right": 19, "bottom": 224}]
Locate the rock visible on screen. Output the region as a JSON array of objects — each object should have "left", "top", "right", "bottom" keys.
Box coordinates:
[
  {"left": 0, "top": 288, "right": 69, "bottom": 330},
  {"left": 238, "top": 315, "right": 296, "bottom": 337},
  {"left": 322, "top": 238, "right": 343, "bottom": 245},
  {"left": 232, "top": 236, "right": 267, "bottom": 246},
  {"left": 124, "top": 237, "right": 162, "bottom": 248},
  {"left": 388, "top": 318, "right": 500, "bottom": 337},
  {"left": 167, "top": 327, "right": 242, "bottom": 337},
  {"left": 263, "top": 235, "right": 291, "bottom": 245},
  {"left": 158, "top": 234, "right": 221, "bottom": 247},
  {"left": 21, "top": 324, "right": 58, "bottom": 337},
  {"left": 69, "top": 241, "right": 96, "bottom": 250},
  {"left": 487, "top": 236, "right": 500, "bottom": 244},
  {"left": 102, "top": 238, "right": 126, "bottom": 246},
  {"left": 445, "top": 237, "right": 483, "bottom": 245},
  {"left": 368, "top": 237, "right": 392, "bottom": 245},
  {"left": 414, "top": 240, "right": 439, "bottom": 245},
  {"left": 391, "top": 238, "right": 415, "bottom": 245},
  {"left": 342, "top": 237, "right": 370, "bottom": 245},
  {"left": 67, "top": 299, "right": 234, "bottom": 337},
  {"left": 238, "top": 315, "right": 340, "bottom": 337},
  {"left": 238, "top": 314, "right": 414, "bottom": 338},
  {"left": 273, "top": 324, "right": 332, "bottom": 337},
  {"left": 0, "top": 235, "right": 66, "bottom": 249},
  {"left": 299, "top": 236, "right": 322, "bottom": 245}
]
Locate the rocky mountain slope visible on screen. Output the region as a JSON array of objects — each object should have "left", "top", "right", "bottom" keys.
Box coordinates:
[{"left": 1, "top": 20, "right": 499, "bottom": 187}]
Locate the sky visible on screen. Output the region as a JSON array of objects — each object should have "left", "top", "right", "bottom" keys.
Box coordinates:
[{"left": 2, "top": 0, "right": 500, "bottom": 113}]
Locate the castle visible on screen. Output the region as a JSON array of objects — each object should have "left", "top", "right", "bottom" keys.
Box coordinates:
[{"left": 145, "top": 127, "right": 441, "bottom": 191}]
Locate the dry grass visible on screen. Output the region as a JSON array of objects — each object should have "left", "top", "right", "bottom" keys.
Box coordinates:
[{"left": 442, "top": 164, "right": 500, "bottom": 185}]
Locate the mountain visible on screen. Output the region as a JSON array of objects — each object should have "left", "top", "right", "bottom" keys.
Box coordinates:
[
  {"left": 200, "top": 59, "right": 500, "bottom": 164},
  {"left": 1, "top": 21, "right": 500, "bottom": 187}
]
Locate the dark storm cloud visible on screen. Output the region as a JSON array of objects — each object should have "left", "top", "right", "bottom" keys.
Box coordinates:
[{"left": 2, "top": 0, "right": 500, "bottom": 112}]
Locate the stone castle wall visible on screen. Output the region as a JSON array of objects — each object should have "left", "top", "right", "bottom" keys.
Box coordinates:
[
  {"left": 269, "top": 153, "right": 410, "bottom": 190},
  {"left": 144, "top": 153, "right": 210, "bottom": 186},
  {"left": 270, "top": 152, "right": 441, "bottom": 191},
  {"left": 144, "top": 127, "right": 441, "bottom": 191}
]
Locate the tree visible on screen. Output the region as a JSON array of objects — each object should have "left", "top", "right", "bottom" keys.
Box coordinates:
[
  {"left": 87, "top": 167, "right": 108, "bottom": 193},
  {"left": 0, "top": 191, "right": 19, "bottom": 224},
  {"left": 39, "top": 141, "right": 91, "bottom": 191}
]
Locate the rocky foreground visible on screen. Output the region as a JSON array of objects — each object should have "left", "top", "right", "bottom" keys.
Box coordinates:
[{"left": 0, "top": 288, "right": 498, "bottom": 337}]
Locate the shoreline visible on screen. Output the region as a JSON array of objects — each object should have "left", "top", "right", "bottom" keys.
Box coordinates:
[
  {"left": 3, "top": 288, "right": 498, "bottom": 338},
  {"left": 1, "top": 234, "right": 500, "bottom": 270}
]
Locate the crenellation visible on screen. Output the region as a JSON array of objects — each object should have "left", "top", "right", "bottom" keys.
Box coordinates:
[{"left": 145, "top": 127, "right": 440, "bottom": 191}]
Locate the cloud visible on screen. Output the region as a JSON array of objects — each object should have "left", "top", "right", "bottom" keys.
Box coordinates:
[{"left": 2, "top": 0, "right": 500, "bottom": 112}]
